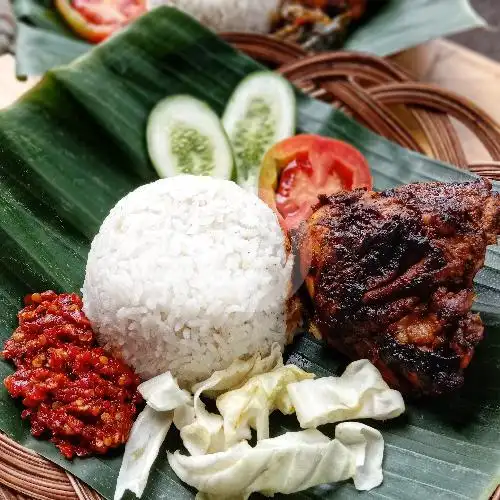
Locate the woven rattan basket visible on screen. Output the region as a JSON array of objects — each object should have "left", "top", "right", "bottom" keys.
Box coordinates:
[{"left": 1, "top": 34, "right": 500, "bottom": 500}]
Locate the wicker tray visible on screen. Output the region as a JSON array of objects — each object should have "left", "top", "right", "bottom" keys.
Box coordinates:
[{"left": 1, "top": 34, "right": 500, "bottom": 500}]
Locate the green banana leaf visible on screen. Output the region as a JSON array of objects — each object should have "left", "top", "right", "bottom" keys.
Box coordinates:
[
  {"left": 12, "top": 0, "right": 485, "bottom": 78},
  {"left": 0, "top": 7, "right": 499, "bottom": 500}
]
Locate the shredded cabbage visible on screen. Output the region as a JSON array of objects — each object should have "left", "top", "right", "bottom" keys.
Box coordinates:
[
  {"left": 168, "top": 429, "right": 356, "bottom": 499},
  {"left": 191, "top": 343, "right": 283, "bottom": 398},
  {"left": 177, "top": 376, "right": 225, "bottom": 456},
  {"left": 176, "top": 344, "right": 284, "bottom": 455},
  {"left": 288, "top": 359, "right": 405, "bottom": 428},
  {"left": 179, "top": 400, "right": 226, "bottom": 456},
  {"left": 173, "top": 403, "right": 196, "bottom": 430},
  {"left": 114, "top": 406, "right": 173, "bottom": 500},
  {"left": 138, "top": 371, "right": 191, "bottom": 411},
  {"left": 116, "top": 354, "right": 396, "bottom": 499},
  {"left": 335, "top": 422, "right": 384, "bottom": 491},
  {"left": 216, "top": 365, "right": 313, "bottom": 445},
  {"left": 116, "top": 371, "right": 192, "bottom": 500}
]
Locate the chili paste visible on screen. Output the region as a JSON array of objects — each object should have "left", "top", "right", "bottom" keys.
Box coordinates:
[{"left": 2, "top": 291, "right": 142, "bottom": 459}]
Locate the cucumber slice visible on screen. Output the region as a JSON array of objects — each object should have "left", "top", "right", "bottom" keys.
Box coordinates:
[
  {"left": 147, "top": 95, "right": 234, "bottom": 179},
  {"left": 223, "top": 72, "right": 296, "bottom": 191}
]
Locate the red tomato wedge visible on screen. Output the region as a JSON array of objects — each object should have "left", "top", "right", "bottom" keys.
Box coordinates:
[
  {"left": 55, "top": 0, "right": 146, "bottom": 43},
  {"left": 259, "top": 135, "right": 372, "bottom": 231}
]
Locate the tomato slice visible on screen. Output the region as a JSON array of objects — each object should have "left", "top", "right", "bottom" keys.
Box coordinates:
[
  {"left": 259, "top": 134, "right": 372, "bottom": 231},
  {"left": 55, "top": 0, "right": 146, "bottom": 43}
]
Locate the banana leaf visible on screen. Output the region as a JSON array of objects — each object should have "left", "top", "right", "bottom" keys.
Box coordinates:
[
  {"left": 0, "top": 7, "right": 499, "bottom": 500},
  {"left": 12, "top": 0, "right": 484, "bottom": 78}
]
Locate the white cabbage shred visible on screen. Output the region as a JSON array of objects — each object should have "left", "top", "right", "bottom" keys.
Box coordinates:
[
  {"left": 175, "top": 344, "right": 285, "bottom": 455},
  {"left": 178, "top": 399, "right": 225, "bottom": 456},
  {"left": 114, "top": 406, "right": 174, "bottom": 500},
  {"left": 169, "top": 423, "right": 384, "bottom": 499},
  {"left": 335, "top": 422, "right": 385, "bottom": 491},
  {"left": 115, "top": 372, "right": 189, "bottom": 500},
  {"left": 288, "top": 359, "right": 405, "bottom": 428},
  {"left": 169, "top": 429, "right": 353, "bottom": 500},
  {"left": 190, "top": 343, "right": 283, "bottom": 398},
  {"left": 138, "top": 371, "right": 191, "bottom": 411},
  {"left": 216, "top": 365, "right": 313, "bottom": 444}
]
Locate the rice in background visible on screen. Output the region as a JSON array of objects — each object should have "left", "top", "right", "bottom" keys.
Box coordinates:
[{"left": 146, "top": 0, "right": 281, "bottom": 33}]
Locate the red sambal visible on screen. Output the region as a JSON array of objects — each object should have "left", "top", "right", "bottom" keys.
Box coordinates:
[{"left": 2, "top": 291, "right": 142, "bottom": 459}]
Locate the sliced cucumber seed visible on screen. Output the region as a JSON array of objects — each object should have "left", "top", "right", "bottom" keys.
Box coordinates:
[
  {"left": 171, "top": 124, "right": 214, "bottom": 176},
  {"left": 223, "top": 72, "right": 296, "bottom": 192},
  {"left": 231, "top": 98, "right": 276, "bottom": 180},
  {"left": 147, "top": 95, "right": 234, "bottom": 180}
]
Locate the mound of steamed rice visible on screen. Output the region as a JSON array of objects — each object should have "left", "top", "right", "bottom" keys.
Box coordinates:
[
  {"left": 147, "top": 0, "right": 280, "bottom": 34},
  {"left": 82, "top": 175, "right": 291, "bottom": 387}
]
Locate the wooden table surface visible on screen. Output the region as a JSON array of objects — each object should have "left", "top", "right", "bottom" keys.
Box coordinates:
[
  {"left": 0, "top": 55, "right": 35, "bottom": 108},
  {"left": 2, "top": 38, "right": 500, "bottom": 163},
  {"left": 392, "top": 39, "right": 500, "bottom": 163}
]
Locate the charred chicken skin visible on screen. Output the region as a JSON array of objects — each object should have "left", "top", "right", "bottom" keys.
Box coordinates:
[
  {"left": 296, "top": 180, "right": 500, "bottom": 396},
  {"left": 272, "top": 0, "right": 373, "bottom": 44}
]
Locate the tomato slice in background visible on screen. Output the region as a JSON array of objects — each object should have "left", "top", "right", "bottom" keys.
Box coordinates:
[
  {"left": 259, "top": 134, "right": 372, "bottom": 231},
  {"left": 55, "top": 0, "right": 146, "bottom": 43}
]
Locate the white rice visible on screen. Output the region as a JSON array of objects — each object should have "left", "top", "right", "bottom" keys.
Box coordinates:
[
  {"left": 82, "top": 175, "right": 291, "bottom": 387},
  {"left": 147, "top": 0, "right": 281, "bottom": 34}
]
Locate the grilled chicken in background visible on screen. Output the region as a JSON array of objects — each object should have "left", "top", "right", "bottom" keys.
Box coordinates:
[
  {"left": 298, "top": 0, "right": 368, "bottom": 19},
  {"left": 295, "top": 180, "right": 500, "bottom": 396},
  {"left": 272, "top": 0, "right": 384, "bottom": 45}
]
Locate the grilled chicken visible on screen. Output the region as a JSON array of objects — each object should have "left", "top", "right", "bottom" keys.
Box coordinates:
[
  {"left": 272, "top": 0, "right": 379, "bottom": 44},
  {"left": 295, "top": 180, "right": 500, "bottom": 396}
]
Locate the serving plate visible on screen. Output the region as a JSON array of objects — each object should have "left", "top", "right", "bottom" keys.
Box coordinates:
[{"left": 0, "top": 8, "right": 499, "bottom": 500}]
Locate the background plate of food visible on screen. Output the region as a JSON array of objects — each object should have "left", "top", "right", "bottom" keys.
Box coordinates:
[
  {"left": 8, "top": 0, "right": 485, "bottom": 77},
  {"left": 0, "top": 6, "right": 499, "bottom": 500}
]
